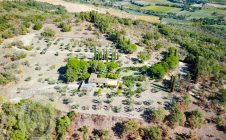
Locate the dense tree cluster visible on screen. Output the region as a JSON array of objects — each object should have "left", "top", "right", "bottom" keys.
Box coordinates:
[
  {"left": 109, "top": 30, "right": 137, "bottom": 54},
  {"left": 0, "top": 100, "right": 56, "bottom": 139},
  {"left": 158, "top": 24, "right": 226, "bottom": 85},
  {"left": 78, "top": 11, "right": 137, "bottom": 54},
  {"left": 0, "top": 1, "right": 67, "bottom": 43},
  {"left": 65, "top": 57, "right": 119, "bottom": 82},
  {"left": 79, "top": 11, "right": 112, "bottom": 33},
  {"left": 148, "top": 47, "right": 179, "bottom": 79},
  {"left": 0, "top": 99, "right": 76, "bottom": 140},
  {"left": 93, "top": 47, "right": 119, "bottom": 61},
  {"left": 143, "top": 32, "right": 161, "bottom": 45}
]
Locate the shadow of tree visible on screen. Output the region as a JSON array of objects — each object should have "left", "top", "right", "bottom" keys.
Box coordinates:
[
  {"left": 175, "top": 132, "right": 191, "bottom": 139},
  {"left": 57, "top": 66, "right": 67, "bottom": 83},
  {"left": 112, "top": 122, "right": 124, "bottom": 138},
  {"left": 140, "top": 108, "right": 152, "bottom": 123},
  {"left": 151, "top": 83, "right": 169, "bottom": 92}
]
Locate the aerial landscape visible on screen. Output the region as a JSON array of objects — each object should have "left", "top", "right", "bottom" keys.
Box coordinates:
[{"left": 0, "top": 0, "right": 225, "bottom": 139}]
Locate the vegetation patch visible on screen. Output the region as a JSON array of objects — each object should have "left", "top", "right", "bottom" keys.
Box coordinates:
[{"left": 141, "top": 5, "right": 177, "bottom": 12}]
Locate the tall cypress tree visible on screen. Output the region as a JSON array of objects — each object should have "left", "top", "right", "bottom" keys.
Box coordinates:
[
  {"left": 170, "top": 75, "right": 176, "bottom": 92},
  {"left": 99, "top": 51, "right": 103, "bottom": 60},
  {"left": 106, "top": 49, "right": 109, "bottom": 62},
  {"left": 94, "top": 46, "right": 97, "bottom": 60},
  {"left": 111, "top": 50, "right": 114, "bottom": 60},
  {"left": 97, "top": 50, "right": 99, "bottom": 60}
]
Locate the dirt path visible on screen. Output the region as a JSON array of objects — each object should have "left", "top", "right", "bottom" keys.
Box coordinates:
[{"left": 36, "top": 0, "right": 160, "bottom": 23}]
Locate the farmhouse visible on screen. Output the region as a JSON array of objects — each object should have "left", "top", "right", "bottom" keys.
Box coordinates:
[{"left": 88, "top": 73, "right": 119, "bottom": 86}]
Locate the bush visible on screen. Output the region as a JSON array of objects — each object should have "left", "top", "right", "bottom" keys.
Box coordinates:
[
  {"left": 41, "top": 28, "right": 55, "bottom": 37},
  {"left": 141, "top": 126, "right": 162, "bottom": 140},
  {"left": 151, "top": 108, "right": 166, "bottom": 123},
  {"left": 10, "top": 130, "right": 26, "bottom": 140},
  {"left": 216, "top": 89, "right": 226, "bottom": 107},
  {"left": 0, "top": 72, "right": 15, "bottom": 85},
  {"left": 154, "top": 44, "right": 163, "bottom": 50},
  {"left": 188, "top": 109, "right": 204, "bottom": 128},
  {"left": 11, "top": 53, "right": 27, "bottom": 61},
  {"left": 137, "top": 51, "right": 150, "bottom": 63},
  {"left": 33, "top": 22, "right": 43, "bottom": 30},
  {"left": 148, "top": 63, "right": 166, "bottom": 79},
  {"left": 123, "top": 120, "right": 140, "bottom": 134},
  {"left": 56, "top": 116, "right": 70, "bottom": 139},
  {"left": 169, "top": 107, "right": 185, "bottom": 127},
  {"left": 59, "top": 22, "right": 71, "bottom": 32}
]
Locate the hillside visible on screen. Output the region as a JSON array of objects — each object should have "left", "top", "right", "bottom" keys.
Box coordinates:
[{"left": 0, "top": 0, "right": 226, "bottom": 140}]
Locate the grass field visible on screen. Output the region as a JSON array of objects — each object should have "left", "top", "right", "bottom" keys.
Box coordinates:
[
  {"left": 136, "top": 15, "right": 160, "bottom": 23},
  {"left": 204, "top": 8, "right": 226, "bottom": 15},
  {"left": 141, "top": 5, "right": 177, "bottom": 12},
  {"left": 178, "top": 8, "right": 226, "bottom": 20}
]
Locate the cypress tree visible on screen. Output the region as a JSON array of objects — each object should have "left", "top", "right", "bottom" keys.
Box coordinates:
[
  {"left": 102, "top": 49, "right": 105, "bottom": 60},
  {"left": 111, "top": 50, "right": 114, "bottom": 60},
  {"left": 170, "top": 75, "right": 176, "bottom": 92},
  {"left": 94, "top": 46, "right": 96, "bottom": 60},
  {"left": 106, "top": 49, "right": 109, "bottom": 62},
  {"left": 99, "top": 51, "right": 103, "bottom": 60},
  {"left": 97, "top": 50, "right": 99, "bottom": 60}
]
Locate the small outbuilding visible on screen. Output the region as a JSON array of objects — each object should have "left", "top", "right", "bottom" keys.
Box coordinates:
[{"left": 80, "top": 81, "right": 96, "bottom": 96}]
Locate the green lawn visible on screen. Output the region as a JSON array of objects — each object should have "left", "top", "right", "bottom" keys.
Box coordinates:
[{"left": 141, "top": 5, "right": 177, "bottom": 12}]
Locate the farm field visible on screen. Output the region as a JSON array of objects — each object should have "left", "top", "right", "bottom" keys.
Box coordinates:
[{"left": 141, "top": 5, "right": 179, "bottom": 12}]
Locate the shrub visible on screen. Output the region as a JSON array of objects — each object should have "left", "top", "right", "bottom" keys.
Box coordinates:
[
  {"left": 56, "top": 116, "right": 70, "bottom": 139},
  {"left": 94, "top": 129, "right": 109, "bottom": 139},
  {"left": 137, "top": 51, "right": 150, "bottom": 63},
  {"left": 10, "top": 130, "right": 26, "bottom": 140},
  {"left": 11, "top": 53, "right": 27, "bottom": 61},
  {"left": 154, "top": 44, "right": 163, "bottom": 50},
  {"left": 0, "top": 72, "right": 15, "bottom": 85},
  {"left": 41, "top": 28, "right": 55, "bottom": 37},
  {"left": 151, "top": 108, "right": 166, "bottom": 123},
  {"left": 169, "top": 107, "right": 185, "bottom": 127},
  {"left": 215, "top": 115, "right": 225, "bottom": 126},
  {"left": 188, "top": 109, "right": 204, "bottom": 128},
  {"left": 59, "top": 22, "right": 71, "bottom": 32},
  {"left": 33, "top": 22, "right": 43, "bottom": 30},
  {"left": 181, "top": 94, "right": 191, "bottom": 108},
  {"left": 216, "top": 89, "right": 226, "bottom": 107},
  {"left": 148, "top": 63, "right": 166, "bottom": 79},
  {"left": 123, "top": 120, "right": 140, "bottom": 134},
  {"left": 141, "top": 126, "right": 162, "bottom": 140}
]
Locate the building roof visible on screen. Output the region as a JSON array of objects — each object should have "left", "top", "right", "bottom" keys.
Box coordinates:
[{"left": 88, "top": 73, "right": 108, "bottom": 84}]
